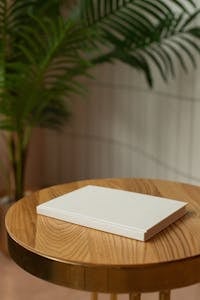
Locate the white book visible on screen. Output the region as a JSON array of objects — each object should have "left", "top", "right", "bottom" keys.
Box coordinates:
[{"left": 36, "top": 185, "right": 187, "bottom": 241}]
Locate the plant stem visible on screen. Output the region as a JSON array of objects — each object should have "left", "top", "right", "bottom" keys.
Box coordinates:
[{"left": 9, "top": 128, "right": 30, "bottom": 201}]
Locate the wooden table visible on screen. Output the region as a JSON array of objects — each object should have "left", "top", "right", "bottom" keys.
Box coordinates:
[{"left": 5, "top": 178, "right": 200, "bottom": 300}]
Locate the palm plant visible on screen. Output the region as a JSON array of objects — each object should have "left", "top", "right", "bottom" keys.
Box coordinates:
[{"left": 0, "top": 0, "right": 200, "bottom": 201}]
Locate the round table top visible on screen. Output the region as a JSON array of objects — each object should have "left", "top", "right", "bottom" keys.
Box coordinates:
[{"left": 5, "top": 178, "right": 200, "bottom": 293}]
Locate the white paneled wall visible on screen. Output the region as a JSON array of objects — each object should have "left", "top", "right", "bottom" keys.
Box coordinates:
[{"left": 43, "top": 61, "right": 200, "bottom": 187}]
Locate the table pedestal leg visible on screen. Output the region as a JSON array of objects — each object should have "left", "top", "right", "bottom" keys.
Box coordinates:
[
  {"left": 159, "top": 290, "right": 171, "bottom": 300},
  {"left": 91, "top": 292, "right": 98, "bottom": 300},
  {"left": 91, "top": 291, "right": 170, "bottom": 300},
  {"left": 129, "top": 292, "right": 141, "bottom": 300}
]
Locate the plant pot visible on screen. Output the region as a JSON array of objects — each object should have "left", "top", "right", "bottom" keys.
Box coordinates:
[{"left": 0, "top": 195, "right": 14, "bottom": 256}]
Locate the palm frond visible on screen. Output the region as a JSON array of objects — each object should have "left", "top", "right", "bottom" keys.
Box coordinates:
[
  {"left": 0, "top": 15, "right": 94, "bottom": 131},
  {"left": 78, "top": 0, "right": 200, "bottom": 86}
]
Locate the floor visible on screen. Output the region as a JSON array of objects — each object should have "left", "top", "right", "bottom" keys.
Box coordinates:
[{"left": 0, "top": 253, "right": 199, "bottom": 300}]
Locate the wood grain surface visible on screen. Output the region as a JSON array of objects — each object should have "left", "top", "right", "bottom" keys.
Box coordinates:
[{"left": 5, "top": 178, "right": 200, "bottom": 293}]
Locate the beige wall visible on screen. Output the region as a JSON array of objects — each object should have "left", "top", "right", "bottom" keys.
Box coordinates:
[{"left": 42, "top": 59, "right": 200, "bottom": 188}]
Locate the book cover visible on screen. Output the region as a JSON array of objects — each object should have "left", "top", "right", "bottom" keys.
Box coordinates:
[{"left": 36, "top": 185, "right": 187, "bottom": 241}]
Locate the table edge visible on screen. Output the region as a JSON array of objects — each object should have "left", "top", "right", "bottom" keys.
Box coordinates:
[{"left": 7, "top": 232, "right": 200, "bottom": 293}]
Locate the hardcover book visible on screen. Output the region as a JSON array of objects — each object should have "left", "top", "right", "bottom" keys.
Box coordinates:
[{"left": 36, "top": 185, "right": 187, "bottom": 241}]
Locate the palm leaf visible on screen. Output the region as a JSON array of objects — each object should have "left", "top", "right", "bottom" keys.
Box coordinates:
[
  {"left": 77, "top": 0, "right": 200, "bottom": 86},
  {"left": 0, "top": 14, "right": 94, "bottom": 131}
]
